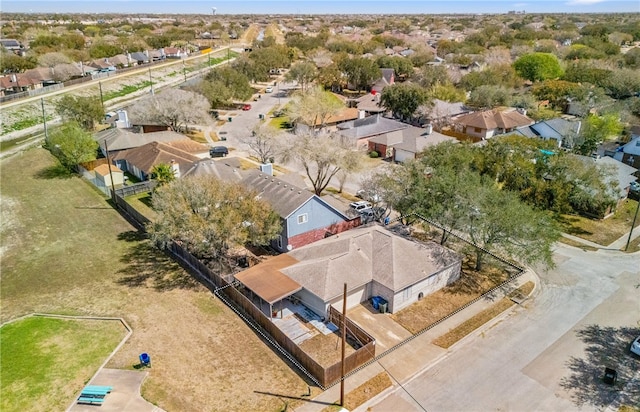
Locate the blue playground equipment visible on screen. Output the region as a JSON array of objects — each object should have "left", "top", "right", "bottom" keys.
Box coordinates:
[{"left": 139, "top": 352, "right": 151, "bottom": 367}]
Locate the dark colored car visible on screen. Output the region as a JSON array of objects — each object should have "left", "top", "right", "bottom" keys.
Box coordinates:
[{"left": 209, "top": 146, "right": 229, "bottom": 157}]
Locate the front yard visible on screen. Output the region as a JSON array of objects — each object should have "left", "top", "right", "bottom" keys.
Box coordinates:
[{"left": 557, "top": 198, "right": 640, "bottom": 249}]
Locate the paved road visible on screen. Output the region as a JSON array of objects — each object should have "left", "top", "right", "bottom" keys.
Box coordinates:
[{"left": 366, "top": 244, "right": 640, "bottom": 412}]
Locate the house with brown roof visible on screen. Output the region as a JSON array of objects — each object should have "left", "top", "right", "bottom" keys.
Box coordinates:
[
  {"left": 235, "top": 224, "right": 461, "bottom": 317},
  {"left": 241, "top": 171, "right": 359, "bottom": 253},
  {"left": 112, "top": 139, "right": 209, "bottom": 181},
  {"left": 454, "top": 108, "right": 534, "bottom": 140}
]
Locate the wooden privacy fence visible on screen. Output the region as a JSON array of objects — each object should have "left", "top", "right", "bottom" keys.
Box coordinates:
[{"left": 167, "top": 240, "right": 376, "bottom": 388}]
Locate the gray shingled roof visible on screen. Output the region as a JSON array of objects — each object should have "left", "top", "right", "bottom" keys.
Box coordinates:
[
  {"left": 337, "top": 115, "right": 407, "bottom": 140},
  {"left": 182, "top": 157, "right": 245, "bottom": 182},
  {"left": 282, "top": 225, "right": 460, "bottom": 302},
  {"left": 242, "top": 170, "right": 315, "bottom": 218},
  {"left": 94, "top": 128, "right": 185, "bottom": 152},
  {"left": 393, "top": 130, "right": 457, "bottom": 153}
]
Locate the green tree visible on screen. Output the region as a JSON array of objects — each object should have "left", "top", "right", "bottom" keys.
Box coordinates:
[
  {"left": 375, "top": 55, "right": 414, "bottom": 79},
  {"left": 0, "top": 52, "right": 37, "bottom": 72},
  {"left": 576, "top": 113, "right": 624, "bottom": 156},
  {"left": 466, "top": 85, "right": 512, "bottom": 110},
  {"left": 317, "top": 63, "right": 344, "bottom": 92},
  {"left": 380, "top": 82, "right": 429, "bottom": 121},
  {"left": 89, "top": 41, "right": 122, "bottom": 59},
  {"left": 200, "top": 66, "right": 253, "bottom": 106},
  {"left": 284, "top": 61, "right": 317, "bottom": 92},
  {"left": 148, "top": 176, "right": 282, "bottom": 261},
  {"left": 55, "top": 95, "right": 104, "bottom": 131},
  {"left": 602, "top": 68, "right": 640, "bottom": 99},
  {"left": 467, "top": 181, "right": 558, "bottom": 271},
  {"left": 338, "top": 57, "right": 381, "bottom": 91},
  {"left": 45, "top": 122, "right": 98, "bottom": 171},
  {"left": 513, "top": 52, "right": 563, "bottom": 82},
  {"left": 287, "top": 86, "right": 344, "bottom": 131}
]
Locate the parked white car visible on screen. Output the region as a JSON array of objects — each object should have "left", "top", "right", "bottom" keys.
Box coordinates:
[
  {"left": 265, "top": 86, "right": 274, "bottom": 93},
  {"left": 631, "top": 336, "right": 640, "bottom": 356},
  {"left": 349, "top": 201, "right": 372, "bottom": 212}
]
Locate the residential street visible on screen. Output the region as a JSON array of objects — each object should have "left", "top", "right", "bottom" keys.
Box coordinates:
[{"left": 364, "top": 244, "right": 640, "bottom": 411}]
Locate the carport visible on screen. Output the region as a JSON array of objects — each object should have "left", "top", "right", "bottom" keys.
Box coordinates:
[{"left": 234, "top": 254, "right": 302, "bottom": 319}]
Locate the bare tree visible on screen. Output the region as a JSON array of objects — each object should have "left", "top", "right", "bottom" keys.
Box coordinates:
[
  {"left": 280, "top": 132, "right": 362, "bottom": 196},
  {"left": 241, "top": 124, "right": 282, "bottom": 164},
  {"left": 129, "top": 89, "right": 211, "bottom": 133}
]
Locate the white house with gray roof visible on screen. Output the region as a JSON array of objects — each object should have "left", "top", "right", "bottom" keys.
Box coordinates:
[{"left": 276, "top": 224, "right": 461, "bottom": 316}]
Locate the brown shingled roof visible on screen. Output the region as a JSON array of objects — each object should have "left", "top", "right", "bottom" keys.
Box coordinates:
[
  {"left": 455, "top": 108, "right": 533, "bottom": 130},
  {"left": 235, "top": 254, "right": 302, "bottom": 304},
  {"left": 112, "top": 139, "right": 206, "bottom": 174}
]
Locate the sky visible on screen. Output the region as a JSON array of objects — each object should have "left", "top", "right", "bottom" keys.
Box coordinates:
[{"left": 1, "top": 0, "right": 639, "bottom": 15}]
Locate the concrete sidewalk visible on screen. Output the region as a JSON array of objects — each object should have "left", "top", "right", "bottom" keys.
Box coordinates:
[{"left": 293, "top": 269, "right": 538, "bottom": 412}]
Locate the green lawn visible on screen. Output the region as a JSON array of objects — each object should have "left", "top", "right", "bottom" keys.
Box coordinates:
[{"left": 1, "top": 316, "right": 126, "bottom": 412}]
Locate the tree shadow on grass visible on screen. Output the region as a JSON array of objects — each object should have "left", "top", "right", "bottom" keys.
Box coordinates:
[
  {"left": 560, "top": 324, "right": 640, "bottom": 409},
  {"left": 116, "top": 240, "right": 200, "bottom": 291},
  {"left": 34, "top": 163, "right": 74, "bottom": 179}
]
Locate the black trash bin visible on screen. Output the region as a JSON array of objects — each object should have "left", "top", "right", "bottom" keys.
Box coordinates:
[{"left": 603, "top": 367, "right": 617, "bottom": 385}]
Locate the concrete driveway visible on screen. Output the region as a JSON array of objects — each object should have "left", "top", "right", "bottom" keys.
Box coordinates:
[
  {"left": 347, "top": 304, "right": 412, "bottom": 354},
  {"left": 366, "top": 245, "right": 640, "bottom": 411}
]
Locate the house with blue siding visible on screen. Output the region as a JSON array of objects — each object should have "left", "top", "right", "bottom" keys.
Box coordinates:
[{"left": 242, "top": 171, "right": 360, "bottom": 252}]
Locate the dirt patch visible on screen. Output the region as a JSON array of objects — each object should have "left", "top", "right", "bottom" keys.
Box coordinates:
[
  {"left": 391, "top": 256, "right": 513, "bottom": 335},
  {"left": 299, "top": 330, "right": 357, "bottom": 368},
  {"left": 321, "top": 372, "right": 393, "bottom": 412},
  {"left": 433, "top": 281, "right": 534, "bottom": 349},
  {"left": 0, "top": 195, "right": 21, "bottom": 258}
]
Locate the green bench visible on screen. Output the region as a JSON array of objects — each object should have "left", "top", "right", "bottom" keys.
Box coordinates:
[{"left": 83, "top": 385, "right": 112, "bottom": 392}]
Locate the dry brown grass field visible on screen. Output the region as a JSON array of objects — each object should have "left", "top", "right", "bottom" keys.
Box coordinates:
[{"left": 0, "top": 148, "right": 313, "bottom": 411}]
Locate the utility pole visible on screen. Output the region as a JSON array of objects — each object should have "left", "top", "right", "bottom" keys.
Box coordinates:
[
  {"left": 340, "top": 282, "right": 347, "bottom": 407},
  {"left": 625, "top": 199, "right": 640, "bottom": 251},
  {"left": 98, "top": 81, "right": 105, "bottom": 110},
  {"left": 182, "top": 59, "right": 187, "bottom": 83},
  {"left": 148, "top": 67, "right": 153, "bottom": 95},
  {"left": 104, "top": 140, "right": 117, "bottom": 201},
  {"left": 41, "top": 97, "right": 48, "bottom": 139}
]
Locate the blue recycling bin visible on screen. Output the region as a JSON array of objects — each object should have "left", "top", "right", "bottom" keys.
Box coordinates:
[
  {"left": 139, "top": 352, "right": 151, "bottom": 367},
  {"left": 371, "top": 296, "right": 382, "bottom": 310}
]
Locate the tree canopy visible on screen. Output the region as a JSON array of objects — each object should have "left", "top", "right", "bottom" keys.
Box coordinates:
[
  {"left": 129, "top": 89, "right": 211, "bottom": 132},
  {"left": 513, "top": 52, "right": 563, "bottom": 82},
  {"left": 280, "top": 132, "right": 363, "bottom": 196},
  {"left": 55, "top": 94, "right": 104, "bottom": 131},
  {"left": 380, "top": 82, "right": 430, "bottom": 121},
  {"left": 148, "top": 175, "right": 282, "bottom": 261},
  {"left": 45, "top": 121, "right": 98, "bottom": 171},
  {"left": 374, "top": 142, "right": 559, "bottom": 270}
]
